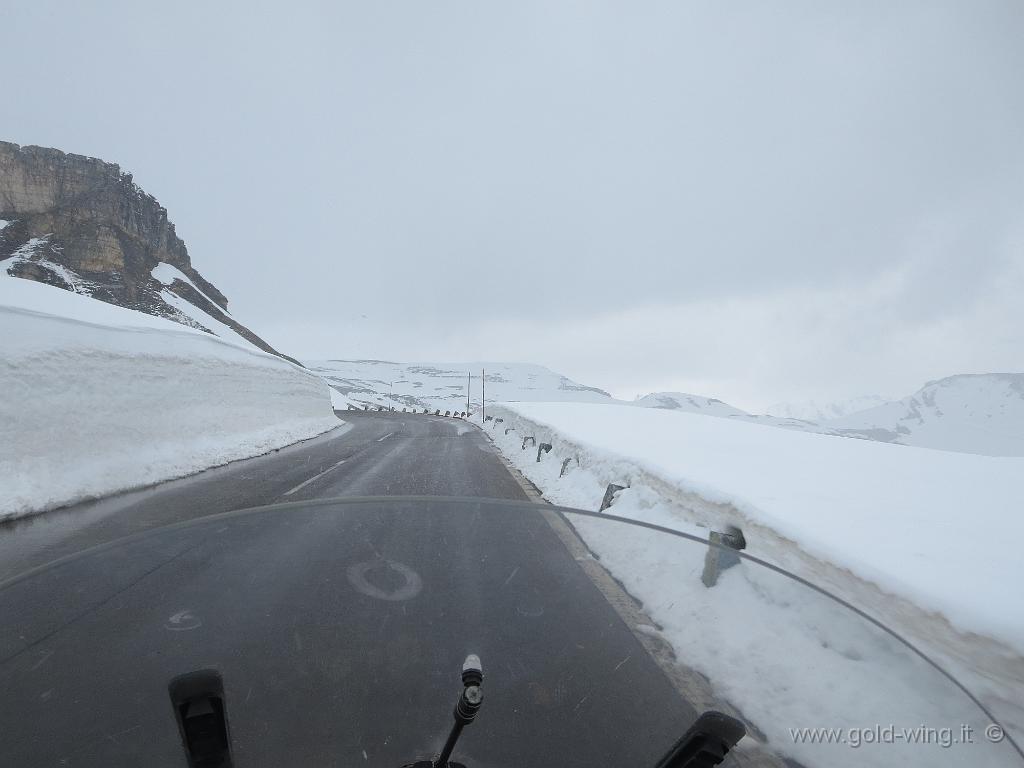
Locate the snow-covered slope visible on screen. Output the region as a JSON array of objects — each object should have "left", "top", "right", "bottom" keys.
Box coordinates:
[
  {"left": 637, "top": 375, "right": 1024, "bottom": 457},
  {"left": 0, "top": 277, "right": 339, "bottom": 520},
  {"left": 767, "top": 394, "right": 891, "bottom": 421},
  {"left": 633, "top": 390, "right": 846, "bottom": 436},
  {"left": 633, "top": 391, "right": 748, "bottom": 417},
  {"left": 824, "top": 374, "right": 1024, "bottom": 456},
  {"left": 306, "top": 359, "right": 614, "bottom": 412}
]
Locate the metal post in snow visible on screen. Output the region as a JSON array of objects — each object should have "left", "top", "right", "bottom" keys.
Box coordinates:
[
  {"left": 482, "top": 368, "right": 485, "bottom": 422},
  {"left": 467, "top": 371, "right": 471, "bottom": 415}
]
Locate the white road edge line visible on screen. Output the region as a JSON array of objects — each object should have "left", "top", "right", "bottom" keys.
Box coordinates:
[
  {"left": 376, "top": 432, "right": 394, "bottom": 442},
  {"left": 282, "top": 459, "right": 347, "bottom": 497}
]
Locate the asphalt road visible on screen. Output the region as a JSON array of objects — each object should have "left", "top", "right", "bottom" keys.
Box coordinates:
[
  {"left": 0, "top": 412, "right": 527, "bottom": 579},
  {"left": 0, "top": 412, "right": 701, "bottom": 767}
]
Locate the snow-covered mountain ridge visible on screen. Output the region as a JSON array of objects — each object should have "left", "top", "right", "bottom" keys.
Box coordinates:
[
  {"left": 632, "top": 392, "right": 747, "bottom": 417},
  {"left": 634, "top": 373, "right": 1024, "bottom": 456},
  {"left": 766, "top": 395, "right": 891, "bottom": 421},
  {"left": 826, "top": 373, "right": 1024, "bottom": 456}
]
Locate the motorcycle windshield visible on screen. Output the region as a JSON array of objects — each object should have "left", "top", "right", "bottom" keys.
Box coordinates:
[{"left": 0, "top": 497, "right": 1019, "bottom": 768}]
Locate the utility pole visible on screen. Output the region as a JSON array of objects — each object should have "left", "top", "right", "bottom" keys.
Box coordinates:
[
  {"left": 481, "top": 368, "right": 485, "bottom": 422},
  {"left": 389, "top": 380, "right": 393, "bottom": 410},
  {"left": 467, "top": 371, "right": 471, "bottom": 415}
]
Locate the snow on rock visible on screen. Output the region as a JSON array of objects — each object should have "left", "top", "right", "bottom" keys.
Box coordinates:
[
  {"left": 157, "top": 287, "right": 257, "bottom": 351},
  {"left": 152, "top": 262, "right": 232, "bottom": 316},
  {"left": 1, "top": 237, "right": 100, "bottom": 296},
  {"left": 0, "top": 278, "right": 340, "bottom": 520},
  {"left": 479, "top": 401, "right": 1024, "bottom": 750},
  {"left": 2, "top": 235, "right": 50, "bottom": 264}
]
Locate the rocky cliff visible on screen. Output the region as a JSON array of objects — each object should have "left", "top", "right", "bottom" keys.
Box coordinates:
[{"left": 0, "top": 141, "right": 293, "bottom": 361}]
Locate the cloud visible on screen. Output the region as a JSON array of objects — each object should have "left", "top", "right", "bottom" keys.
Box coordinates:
[
  {"left": 269, "top": 233, "right": 1021, "bottom": 412},
  {"left": 3, "top": 0, "right": 1022, "bottom": 406}
]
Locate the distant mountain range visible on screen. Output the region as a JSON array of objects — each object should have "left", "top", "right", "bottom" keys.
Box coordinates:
[
  {"left": 824, "top": 373, "right": 1024, "bottom": 456},
  {"left": 633, "top": 392, "right": 747, "bottom": 417},
  {"left": 0, "top": 141, "right": 293, "bottom": 362},
  {"left": 765, "top": 395, "right": 891, "bottom": 422},
  {"left": 634, "top": 373, "right": 1024, "bottom": 457}
]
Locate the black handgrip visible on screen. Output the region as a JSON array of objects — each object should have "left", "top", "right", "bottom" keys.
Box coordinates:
[
  {"left": 168, "top": 669, "right": 234, "bottom": 768},
  {"left": 654, "top": 711, "right": 746, "bottom": 768}
]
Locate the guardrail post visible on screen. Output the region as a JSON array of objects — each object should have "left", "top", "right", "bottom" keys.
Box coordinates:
[
  {"left": 701, "top": 526, "right": 747, "bottom": 588},
  {"left": 536, "top": 443, "right": 552, "bottom": 462},
  {"left": 598, "top": 483, "right": 626, "bottom": 512},
  {"left": 504, "top": 427, "right": 514, "bottom": 435},
  {"left": 559, "top": 457, "right": 572, "bottom": 477},
  {"left": 521, "top": 436, "right": 536, "bottom": 449}
]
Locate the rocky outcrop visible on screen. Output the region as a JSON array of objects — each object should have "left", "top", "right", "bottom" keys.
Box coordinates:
[{"left": 0, "top": 141, "right": 295, "bottom": 362}]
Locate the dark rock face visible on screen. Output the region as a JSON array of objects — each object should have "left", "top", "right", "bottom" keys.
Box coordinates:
[{"left": 0, "top": 141, "right": 295, "bottom": 362}]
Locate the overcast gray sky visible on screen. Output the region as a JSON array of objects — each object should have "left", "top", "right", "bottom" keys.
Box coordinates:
[{"left": 3, "top": 0, "right": 1022, "bottom": 410}]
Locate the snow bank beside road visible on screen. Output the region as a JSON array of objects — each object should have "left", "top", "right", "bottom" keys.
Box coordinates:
[
  {"left": 481, "top": 401, "right": 1024, "bottom": 750},
  {"left": 1, "top": 278, "right": 340, "bottom": 520},
  {"left": 486, "top": 401, "right": 1024, "bottom": 649}
]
